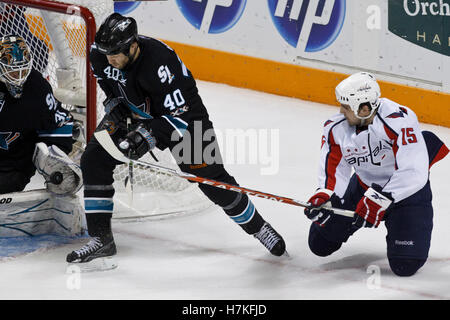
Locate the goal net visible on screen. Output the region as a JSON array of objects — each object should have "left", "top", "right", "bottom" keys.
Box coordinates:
[{"left": 0, "top": 0, "right": 212, "bottom": 219}]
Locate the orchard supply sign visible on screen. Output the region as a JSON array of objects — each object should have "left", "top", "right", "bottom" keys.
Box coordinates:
[{"left": 388, "top": 0, "right": 450, "bottom": 56}]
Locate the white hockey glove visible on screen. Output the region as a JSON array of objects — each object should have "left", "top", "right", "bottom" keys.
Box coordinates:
[{"left": 32, "top": 142, "right": 83, "bottom": 196}]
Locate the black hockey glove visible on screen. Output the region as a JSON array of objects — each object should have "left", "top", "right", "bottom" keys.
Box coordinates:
[
  {"left": 106, "top": 102, "right": 130, "bottom": 127},
  {"left": 118, "top": 124, "right": 157, "bottom": 160},
  {"left": 103, "top": 96, "right": 122, "bottom": 113}
]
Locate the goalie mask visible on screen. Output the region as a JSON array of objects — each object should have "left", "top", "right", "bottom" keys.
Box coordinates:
[
  {"left": 0, "top": 35, "right": 33, "bottom": 98},
  {"left": 335, "top": 72, "right": 381, "bottom": 120}
]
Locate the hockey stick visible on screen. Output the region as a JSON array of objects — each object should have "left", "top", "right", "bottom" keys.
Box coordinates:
[
  {"left": 124, "top": 117, "right": 134, "bottom": 205},
  {"left": 94, "top": 130, "right": 355, "bottom": 218}
]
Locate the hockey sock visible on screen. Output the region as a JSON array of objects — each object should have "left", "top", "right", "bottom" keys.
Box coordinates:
[
  {"left": 85, "top": 212, "right": 113, "bottom": 240},
  {"left": 84, "top": 184, "right": 115, "bottom": 239},
  {"left": 223, "top": 193, "right": 265, "bottom": 234}
]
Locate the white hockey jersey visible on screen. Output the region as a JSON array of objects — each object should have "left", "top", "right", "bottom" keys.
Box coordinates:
[{"left": 317, "top": 98, "right": 429, "bottom": 203}]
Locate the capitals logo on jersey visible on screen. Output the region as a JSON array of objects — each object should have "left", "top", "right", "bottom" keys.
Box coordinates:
[
  {"left": 343, "top": 140, "right": 391, "bottom": 167},
  {"left": 386, "top": 107, "right": 408, "bottom": 119}
]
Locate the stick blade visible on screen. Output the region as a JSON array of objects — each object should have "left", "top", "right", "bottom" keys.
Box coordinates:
[{"left": 94, "top": 130, "right": 130, "bottom": 164}]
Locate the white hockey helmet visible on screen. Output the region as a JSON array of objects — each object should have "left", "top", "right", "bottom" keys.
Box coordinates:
[
  {"left": 0, "top": 35, "right": 33, "bottom": 98},
  {"left": 335, "top": 72, "right": 380, "bottom": 120}
]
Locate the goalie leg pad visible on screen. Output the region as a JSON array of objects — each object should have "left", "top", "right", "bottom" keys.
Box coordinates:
[{"left": 0, "top": 189, "right": 85, "bottom": 237}]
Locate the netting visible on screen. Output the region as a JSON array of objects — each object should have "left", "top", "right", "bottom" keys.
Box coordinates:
[{"left": 0, "top": 0, "right": 213, "bottom": 218}]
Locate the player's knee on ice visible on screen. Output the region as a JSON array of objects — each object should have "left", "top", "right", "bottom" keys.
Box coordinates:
[
  {"left": 388, "top": 258, "right": 426, "bottom": 277},
  {"left": 308, "top": 224, "right": 342, "bottom": 257}
]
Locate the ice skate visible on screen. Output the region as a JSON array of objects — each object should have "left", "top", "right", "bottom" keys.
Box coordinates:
[
  {"left": 253, "top": 222, "right": 286, "bottom": 257},
  {"left": 66, "top": 236, "right": 118, "bottom": 272}
]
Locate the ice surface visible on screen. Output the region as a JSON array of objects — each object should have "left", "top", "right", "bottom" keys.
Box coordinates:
[{"left": 0, "top": 81, "right": 449, "bottom": 300}]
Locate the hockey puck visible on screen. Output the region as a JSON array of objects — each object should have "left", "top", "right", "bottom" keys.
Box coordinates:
[
  {"left": 119, "top": 140, "right": 130, "bottom": 150},
  {"left": 50, "top": 172, "right": 63, "bottom": 185}
]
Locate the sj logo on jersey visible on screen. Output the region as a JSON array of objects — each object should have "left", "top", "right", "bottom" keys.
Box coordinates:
[{"left": 0, "top": 132, "right": 20, "bottom": 150}]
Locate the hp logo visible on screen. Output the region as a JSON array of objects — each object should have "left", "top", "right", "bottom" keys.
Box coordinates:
[
  {"left": 176, "top": 0, "right": 247, "bottom": 34},
  {"left": 268, "top": 0, "right": 346, "bottom": 52},
  {"left": 114, "top": 1, "right": 141, "bottom": 15}
]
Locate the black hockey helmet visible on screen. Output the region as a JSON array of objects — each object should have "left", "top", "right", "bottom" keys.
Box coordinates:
[{"left": 94, "top": 13, "right": 138, "bottom": 55}]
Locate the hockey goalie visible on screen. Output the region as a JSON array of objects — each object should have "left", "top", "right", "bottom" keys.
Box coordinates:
[{"left": 0, "top": 35, "right": 84, "bottom": 237}]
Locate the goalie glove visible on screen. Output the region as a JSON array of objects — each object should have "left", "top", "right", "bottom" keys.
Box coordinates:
[{"left": 32, "top": 143, "right": 83, "bottom": 196}]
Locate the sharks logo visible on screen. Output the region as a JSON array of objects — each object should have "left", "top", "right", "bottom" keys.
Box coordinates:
[
  {"left": 0, "top": 132, "right": 20, "bottom": 150},
  {"left": 117, "top": 84, "right": 152, "bottom": 119}
]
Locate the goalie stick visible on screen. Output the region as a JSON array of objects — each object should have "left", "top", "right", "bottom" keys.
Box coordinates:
[{"left": 94, "top": 130, "right": 355, "bottom": 218}]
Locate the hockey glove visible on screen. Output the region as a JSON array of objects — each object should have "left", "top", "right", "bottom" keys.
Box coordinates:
[
  {"left": 118, "top": 124, "right": 157, "bottom": 160},
  {"left": 353, "top": 186, "right": 392, "bottom": 228},
  {"left": 32, "top": 142, "right": 83, "bottom": 196},
  {"left": 105, "top": 100, "right": 130, "bottom": 127},
  {"left": 304, "top": 188, "right": 335, "bottom": 227},
  {"left": 103, "top": 96, "right": 122, "bottom": 114}
]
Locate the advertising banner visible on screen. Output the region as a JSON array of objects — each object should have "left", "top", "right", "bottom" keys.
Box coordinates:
[
  {"left": 389, "top": 0, "right": 449, "bottom": 56},
  {"left": 114, "top": 1, "right": 449, "bottom": 93}
]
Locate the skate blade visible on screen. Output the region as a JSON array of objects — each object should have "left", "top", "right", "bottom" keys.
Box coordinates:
[{"left": 66, "top": 257, "right": 118, "bottom": 273}]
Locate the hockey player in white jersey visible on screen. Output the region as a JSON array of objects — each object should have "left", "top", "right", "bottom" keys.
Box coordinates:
[{"left": 304, "top": 72, "right": 448, "bottom": 276}]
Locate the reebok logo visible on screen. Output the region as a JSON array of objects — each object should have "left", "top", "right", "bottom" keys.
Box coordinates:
[
  {"left": 370, "top": 193, "right": 385, "bottom": 201},
  {"left": 395, "top": 240, "right": 414, "bottom": 246}
]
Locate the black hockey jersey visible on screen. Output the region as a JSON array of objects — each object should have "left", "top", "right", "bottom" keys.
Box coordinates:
[
  {"left": 0, "top": 69, "right": 73, "bottom": 172},
  {"left": 90, "top": 36, "right": 210, "bottom": 148}
]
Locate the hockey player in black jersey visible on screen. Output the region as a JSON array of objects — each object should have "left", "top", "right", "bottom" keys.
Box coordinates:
[
  {"left": 66, "top": 13, "right": 286, "bottom": 267},
  {"left": 0, "top": 35, "right": 79, "bottom": 195}
]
